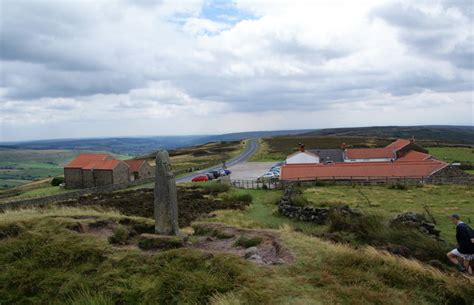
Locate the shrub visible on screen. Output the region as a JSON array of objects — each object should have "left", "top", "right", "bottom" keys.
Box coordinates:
[
  {"left": 290, "top": 194, "right": 309, "bottom": 207},
  {"left": 108, "top": 226, "right": 129, "bottom": 245},
  {"left": 203, "top": 182, "right": 230, "bottom": 194},
  {"left": 51, "top": 176, "right": 65, "bottom": 186},
  {"left": 388, "top": 183, "right": 408, "bottom": 190},
  {"left": 222, "top": 193, "right": 253, "bottom": 204},
  {"left": 234, "top": 236, "right": 262, "bottom": 248},
  {"left": 327, "top": 211, "right": 450, "bottom": 263}
]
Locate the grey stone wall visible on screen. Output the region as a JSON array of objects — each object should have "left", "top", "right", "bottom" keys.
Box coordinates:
[
  {"left": 113, "top": 162, "right": 130, "bottom": 184},
  {"left": 64, "top": 168, "right": 83, "bottom": 189},
  {"left": 278, "top": 185, "right": 362, "bottom": 223},
  {"left": 82, "top": 170, "right": 95, "bottom": 188},
  {"left": 139, "top": 162, "right": 154, "bottom": 179},
  {"left": 0, "top": 176, "right": 155, "bottom": 210},
  {"left": 94, "top": 170, "right": 113, "bottom": 186}
]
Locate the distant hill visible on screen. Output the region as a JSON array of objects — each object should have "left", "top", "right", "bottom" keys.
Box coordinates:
[
  {"left": 0, "top": 130, "right": 312, "bottom": 156},
  {"left": 299, "top": 126, "right": 474, "bottom": 145}
]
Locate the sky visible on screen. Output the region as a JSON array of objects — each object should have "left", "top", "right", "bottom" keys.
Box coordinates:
[{"left": 0, "top": 0, "right": 473, "bottom": 141}]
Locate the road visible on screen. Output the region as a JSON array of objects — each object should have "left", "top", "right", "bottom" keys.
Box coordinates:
[{"left": 176, "top": 138, "right": 259, "bottom": 183}]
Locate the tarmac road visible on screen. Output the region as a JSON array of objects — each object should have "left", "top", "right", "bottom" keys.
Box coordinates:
[{"left": 176, "top": 138, "right": 259, "bottom": 183}]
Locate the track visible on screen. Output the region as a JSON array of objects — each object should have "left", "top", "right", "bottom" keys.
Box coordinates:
[{"left": 176, "top": 138, "right": 259, "bottom": 183}]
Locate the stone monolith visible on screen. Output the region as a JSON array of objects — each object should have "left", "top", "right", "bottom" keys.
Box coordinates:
[{"left": 154, "top": 150, "right": 179, "bottom": 235}]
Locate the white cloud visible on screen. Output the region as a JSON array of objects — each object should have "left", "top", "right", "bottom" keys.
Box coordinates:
[{"left": 0, "top": 0, "right": 472, "bottom": 141}]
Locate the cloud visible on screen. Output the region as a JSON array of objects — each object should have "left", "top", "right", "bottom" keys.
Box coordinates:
[{"left": 0, "top": 0, "right": 472, "bottom": 141}]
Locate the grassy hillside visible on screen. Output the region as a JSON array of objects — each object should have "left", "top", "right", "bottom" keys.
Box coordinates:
[
  {"left": 301, "top": 126, "right": 474, "bottom": 145},
  {"left": 250, "top": 136, "right": 391, "bottom": 161},
  {"left": 143, "top": 140, "right": 245, "bottom": 173},
  {"left": 0, "top": 148, "right": 128, "bottom": 190},
  {"left": 1, "top": 184, "right": 473, "bottom": 304}
]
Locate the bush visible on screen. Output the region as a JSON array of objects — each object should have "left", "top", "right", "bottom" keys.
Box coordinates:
[
  {"left": 203, "top": 182, "right": 230, "bottom": 194},
  {"left": 234, "top": 236, "right": 262, "bottom": 248},
  {"left": 388, "top": 183, "right": 408, "bottom": 190},
  {"left": 108, "top": 226, "right": 129, "bottom": 245},
  {"left": 51, "top": 176, "right": 65, "bottom": 186},
  {"left": 327, "top": 211, "right": 450, "bottom": 263},
  {"left": 290, "top": 194, "right": 309, "bottom": 207},
  {"left": 222, "top": 193, "right": 253, "bottom": 204}
]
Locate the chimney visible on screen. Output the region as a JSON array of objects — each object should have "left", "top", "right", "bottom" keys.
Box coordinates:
[
  {"left": 410, "top": 136, "right": 415, "bottom": 144},
  {"left": 341, "top": 142, "right": 346, "bottom": 150},
  {"left": 299, "top": 143, "right": 305, "bottom": 152}
]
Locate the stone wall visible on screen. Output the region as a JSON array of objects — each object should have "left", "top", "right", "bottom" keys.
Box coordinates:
[
  {"left": 64, "top": 168, "right": 83, "bottom": 189},
  {"left": 426, "top": 165, "right": 474, "bottom": 185},
  {"left": 278, "top": 185, "right": 362, "bottom": 223},
  {"left": 94, "top": 170, "right": 113, "bottom": 186},
  {"left": 139, "top": 162, "right": 154, "bottom": 179},
  {"left": 0, "top": 176, "right": 155, "bottom": 210},
  {"left": 82, "top": 169, "right": 95, "bottom": 188},
  {"left": 113, "top": 162, "right": 130, "bottom": 185}
]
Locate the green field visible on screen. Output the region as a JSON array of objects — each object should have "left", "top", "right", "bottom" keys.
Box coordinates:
[
  {"left": 250, "top": 136, "right": 393, "bottom": 161},
  {"left": 0, "top": 148, "right": 128, "bottom": 190},
  {"left": 297, "top": 185, "right": 473, "bottom": 243},
  {"left": 427, "top": 146, "right": 474, "bottom": 163}
]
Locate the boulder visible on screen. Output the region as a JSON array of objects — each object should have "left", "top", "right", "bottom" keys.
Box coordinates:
[
  {"left": 390, "top": 212, "right": 441, "bottom": 239},
  {"left": 244, "top": 246, "right": 258, "bottom": 258}
]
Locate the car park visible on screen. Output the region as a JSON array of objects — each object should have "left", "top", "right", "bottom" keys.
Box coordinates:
[{"left": 192, "top": 175, "right": 209, "bottom": 182}]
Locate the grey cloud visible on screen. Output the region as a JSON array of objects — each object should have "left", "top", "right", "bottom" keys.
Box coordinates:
[{"left": 372, "top": 2, "right": 473, "bottom": 69}]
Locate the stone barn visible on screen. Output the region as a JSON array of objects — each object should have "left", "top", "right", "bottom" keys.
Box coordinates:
[
  {"left": 64, "top": 154, "right": 130, "bottom": 189},
  {"left": 124, "top": 159, "right": 154, "bottom": 181}
]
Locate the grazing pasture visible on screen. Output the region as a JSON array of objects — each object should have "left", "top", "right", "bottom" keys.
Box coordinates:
[{"left": 426, "top": 146, "right": 474, "bottom": 163}]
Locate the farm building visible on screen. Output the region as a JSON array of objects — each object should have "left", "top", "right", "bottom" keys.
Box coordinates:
[
  {"left": 281, "top": 139, "right": 450, "bottom": 181},
  {"left": 124, "top": 159, "right": 154, "bottom": 181},
  {"left": 64, "top": 154, "right": 150, "bottom": 189}
]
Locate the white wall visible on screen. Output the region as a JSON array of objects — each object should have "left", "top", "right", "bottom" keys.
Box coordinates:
[
  {"left": 286, "top": 152, "right": 319, "bottom": 164},
  {"left": 344, "top": 158, "right": 393, "bottom": 163}
]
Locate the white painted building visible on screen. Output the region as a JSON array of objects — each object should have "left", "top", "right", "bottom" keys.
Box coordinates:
[{"left": 286, "top": 151, "right": 319, "bottom": 164}]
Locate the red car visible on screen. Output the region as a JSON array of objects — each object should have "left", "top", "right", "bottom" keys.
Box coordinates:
[{"left": 192, "top": 175, "right": 209, "bottom": 182}]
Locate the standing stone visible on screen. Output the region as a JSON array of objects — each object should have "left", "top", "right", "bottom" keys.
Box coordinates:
[{"left": 154, "top": 150, "right": 179, "bottom": 235}]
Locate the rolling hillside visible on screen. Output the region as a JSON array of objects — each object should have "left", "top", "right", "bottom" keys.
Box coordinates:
[{"left": 300, "top": 126, "right": 474, "bottom": 144}]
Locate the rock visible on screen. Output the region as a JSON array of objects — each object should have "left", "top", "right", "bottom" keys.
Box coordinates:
[
  {"left": 244, "top": 246, "right": 258, "bottom": 258},
  {"left": 390, "top": 212, "right": 442, "bottom": 239},
  {"left": 138, "top": 233, "right": 184, "bottom": 250},
  {"left": 272, "top": 258, "right": 285, "bottom": 265},
  {"left": 248, "top": 254, "right": 265, "bottom": 264}
]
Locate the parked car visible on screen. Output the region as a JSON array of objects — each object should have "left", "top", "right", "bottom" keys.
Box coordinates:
[
  {"left": 192, "top": 175, "right": 209, "bottom": 182},
  {"left": 218, "top": 169, "right": 232, "bottom": 176},
  {"left": 206, "top": 173, "right": 215, "bottom": 180},
  {"left": 208, "top": 170, "right": 220, "bottom": 179},
  {"left": 258, "top": 172, "right": 277, "bottom": 181}
]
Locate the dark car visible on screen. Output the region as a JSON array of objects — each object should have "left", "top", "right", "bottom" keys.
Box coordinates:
[{"left": 208, "top": 170, "right": 220, "bottom": 179}]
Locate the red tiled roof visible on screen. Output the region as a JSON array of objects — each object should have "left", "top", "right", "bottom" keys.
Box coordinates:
[
  {"left": 82, "top": 159, "right": 125, "bottom": 170},
  {"left": 386, "top": 139, "right": 411, "bottom": 151},
  {"left": 397, "top": 150, "right": 432, "bottom": 161},
  {"left": 280, "top": 160, "right": 447, "bottom": 181},
  {"left": 64, "top": 154, "right": 113, "bottom": 168},
  {"left": 124, "top": 159, "right": 146, "bottom": 172},
  {"left": 345, "top": 148, "right": 395, "bottom": 159}
]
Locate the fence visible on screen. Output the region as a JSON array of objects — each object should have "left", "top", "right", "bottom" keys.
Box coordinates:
[
  {"left": 229, "top": 175, "right": 474, "bottom": 190},
  {"left": 229, "top": 179, "right": 283, "bottom": 189},
  {"left": 284, "top": 176, "right": 474, "bottom": 186}
]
